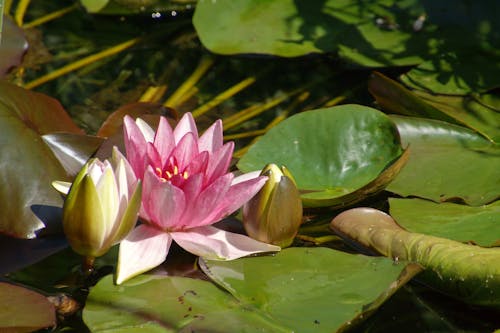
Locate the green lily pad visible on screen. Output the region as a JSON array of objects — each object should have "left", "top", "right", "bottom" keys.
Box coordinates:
[
  {"left": 80, "top": 0, "right": 188, "bottom": 15},
  {"left": 400, "top": 53, "right": 500, "bottom": 95},
  {"left": 237, "top": 105, "right": 404, "bottom": 207},
  {"left": 413, "top": 90, "right": 500, "bottom": 143},
  {"left": 84, "top": 248, "right": 418, "bottom": 332},
  {"left": 201, "top": 248, "right": 419, "bottom": 332},
  {"left": 0, "top": 282, "right": 56, "bottom": 332},
  {"left": 84, "top": 274, "right": 294, "bottom": 332},
  {"left": 194, "top": 0, "right": 427, "bottom": 66},
  {"left": 194, "top": 0, "right": 500, "bottom": 69},
  {"left": 389, "top": 198, "right": 500, "bottom": 247},
  {"left": 0, "top": 81, "right": 84, "bottom": 238},
  {"left": 330, "top": 208, "right": 500, "bottom": 307},
  {"left": 387, "top": 116, "right": 500, "bottom": 206},
  {"left": 368, "top": 71, "right": 500, "bottom": 143}
]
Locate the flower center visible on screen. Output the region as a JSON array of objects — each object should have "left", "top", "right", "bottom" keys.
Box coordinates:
[{"left": 155, "top": 165, "right": 189, "bottom": 183}]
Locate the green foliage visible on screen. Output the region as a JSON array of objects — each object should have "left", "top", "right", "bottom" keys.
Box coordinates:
[
  {"left": 390, "top": 198, "right": 500, "bottom": 247},
  {"left": 387, "top": 116, "right": 500, "bottom": 205},
  {"left": 238, "top": 105, "right": 404, "bottom": 207},
  {"left": 84, "top": 248, "right": 418, "bottom": 332}
]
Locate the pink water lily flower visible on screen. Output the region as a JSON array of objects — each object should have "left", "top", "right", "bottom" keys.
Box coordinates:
[{"left": 116, "top": 113, "right": 280, "bottom": 284}]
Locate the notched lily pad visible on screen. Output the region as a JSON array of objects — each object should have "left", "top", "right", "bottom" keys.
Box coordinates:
[
  {"left": 201, "top": 247, "right": 420, "bottom": 332},
  {"left": 238, "top": 105, "right": 404, "bottom": 208}
]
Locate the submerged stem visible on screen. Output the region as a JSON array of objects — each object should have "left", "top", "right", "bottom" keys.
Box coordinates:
[{"left": 24, "top": 37, "right": 140, "bottom": 89}]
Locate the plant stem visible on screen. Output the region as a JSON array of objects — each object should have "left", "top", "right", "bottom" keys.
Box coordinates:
[
  {"left": 14, "top": 0, "right": 30, "bottom": 25},
  {"left": 23, "top": 3, "right": 78, "bottom": 29},
  {"left": 23, "top": 37, "right": 140, "bottom": 89},
  {"left": 163, "top": 55, "right": 215, "bottom": 109},
  {"left": 192, "top": 76, "right": 257, "bottom": 118},
  {"left": 82, "top": 256, "right": 96, "bottom": 276}
]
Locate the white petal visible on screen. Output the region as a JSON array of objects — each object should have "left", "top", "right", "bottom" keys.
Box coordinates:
[
  {"left": 171, "top": 226, "right": 280, "bottom": 260},
  {"left": 52, "top": 180, "right": 72, "bottom": 195},
  {"left": 115, "top": 224, "right": 172, "bottom": 284},
  {"left": 231, "top": 170, "right": 262, "bottom": 186},
  {"left": 135, "top": 117, "right": 155, "bottom": 143}
]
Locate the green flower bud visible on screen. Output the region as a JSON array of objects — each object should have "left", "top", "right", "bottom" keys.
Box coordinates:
[
  {"left": 243, "top": 164, "right": 303, "bottom": 248},
  {"left": 61, "top": 147, "right": 141, "bottom": 258}
]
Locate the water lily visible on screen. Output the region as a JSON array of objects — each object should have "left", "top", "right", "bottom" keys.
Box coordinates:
[
  {"left": 243, "top": 164, "right": 303, "bottom": 248},
  {"left": 116, "top": 113, "right": 280, "bottom": 284},
  {"left": 60, "top": 147, "right": 142, "bottom": 261}
]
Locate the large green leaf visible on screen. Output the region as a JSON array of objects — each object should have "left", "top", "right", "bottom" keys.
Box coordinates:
[
  {"left": 237, "top": 105, "right": 404, "bottom": 207},
  {"left": 194, "top": 0, "right": 500, "bottom": 69},
  {"left": 0, "top": 81, "right": 83, "bottom": 238},
  {"left": 201, "top": 248, "right": 419, "bottom": 332},
  {"left": 84, "top": 248, "right": 418, "bottom": 332},
  {"left": 0, "top": 282, "right": 56, "bottom": 332},
  {"left": 84, "top": 274, "right": 293, "bottom": 332},
  {"left": 389, "top": 198, "right": 500, "bottom": 247},
  {"left": 330, "top": 208, "right": 500, "bottom": 307},
  {"left": 387, "top": 116, "right": 500, "bottom": 206}
]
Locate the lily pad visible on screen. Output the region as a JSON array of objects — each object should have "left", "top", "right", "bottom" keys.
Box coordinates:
[
  {"left": 80, "top": 0, "right": 188, "bottom": 15},
  {"left": 0, "top": 15, "right": 28, "bottom": 78},
  {"left": 201, "top": 248, "right": 419, "bottom": 332},
  {"left": 237, "top": 105, "right": 403, "bottom": 207},
  {"left": 387, "top": 116, "right": 500, "bottom": 206},
  {"left": 413, "top": 90, "right": 500, "bottom": 143},
  {"left": 0, "top": 81, "right": 83, "bottom": 238},
  {"left": 84, "top": 274, "right": 294, "bottom": 332},
  {"left": 42, "top": 133, "right": 105, "bottom": 177},
  {"left": 368, "top": 71, "right": 500, "bottom": 143},
  {"left": 330, "top": 208, "right": 500, "bottom": 307},
  {"left": 400, "top": 53, "right": 500, "bottom": 95},
  {"left": 0, "top": 282, "right": 56, "bottom": 332},
  {"left": 389, "top": 198, "right": 500, "bottom": 247},
  {"left": 193, "top": 0, "right": 427, "bottom": 66},
  {"left": 194, "top": 0, "right": 500, "bottom": 69},
  {"left": 84, "top": 248, "right": 418, "bottom": 332}
]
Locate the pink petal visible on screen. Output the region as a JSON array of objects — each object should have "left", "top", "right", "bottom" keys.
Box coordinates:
[
  {"left": 116, "top": 224, "right": 172, "bottom": 284},
  {"left": 198, "top": 119, "right": 223, "bottom": 154},
  {"left": 141, "top": 168, "right": 186, "bottom": 229},
  {"left": 146, "top": 142, "right": 161, "bottom": 170},
  {"left": 204, "top": 142, "right": 234, "bottom": 186},
  {"left": 185, "top": 151, "right": 209, "bottom": 178},
  {"left": 174, "top": 113, "right": 198, "bottom": 144},
  {"left": 171, "top": 132, "right": 198, "bottom": 170},
  {"left": 186, "top": 173, "right": 233, "bottom": 228},
  {"left": 123, "top": 116, "right": 149, "bottom": 178},
  {"left": 154, "top": 116, "right": 175, "bottom": 167},
  {"left": 171, "top": 226, "right": 280, "bottom": 260},
  {"left": 210, "top": 175, "right": 268, "bottom": 223},
  {"left": 176, "top": 173, "right": 204, "bottom": 228}
]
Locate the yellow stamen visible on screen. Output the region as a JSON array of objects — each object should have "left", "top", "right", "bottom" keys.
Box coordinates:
[
  {"left": 155, "top": 167, "right": 163, "bottom": 178},
  {"left": 182, "top": 171, "right": 189, "bottom": 179},
  {"left": 173, "top": 165, "right": 179, "bottom": 175},
  {"left": 165, "top": 170, "right": 173, "bottom": 179}
]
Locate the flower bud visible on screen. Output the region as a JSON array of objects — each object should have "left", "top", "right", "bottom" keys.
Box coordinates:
[
  {"left": 242, "top": 164, "right": 303, "bottom": 248},
  {"left": 61, "top": 147, "right": 141, "bottom": 258}
]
